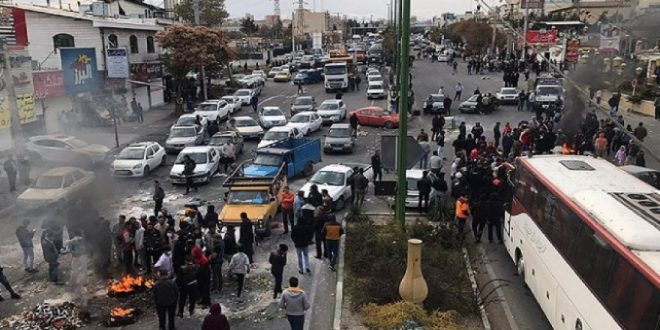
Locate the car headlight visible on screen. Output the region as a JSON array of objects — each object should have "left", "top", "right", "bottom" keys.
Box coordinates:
[{"left": 331, "top": 115, "right": 340, "bottom": 120}]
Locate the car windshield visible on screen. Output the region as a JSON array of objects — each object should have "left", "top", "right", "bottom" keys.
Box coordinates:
[
  {"left": 262, "top": 108, "right": 283, "bottom": 116},
  {"left": 264, "top": 131, "right": 290, "bottom": 140},
  {"left": 468, "top": 95, "right": 479, "bottom": 102},
  {"left": 170, "top": 127, "right": 197, "bottom": 137},
  {"left": 501, "top": 89, "right": 517, "bottom": 95},
  {"left": 235, "top": 119, "right": 258, "bottom": 127},
  {"left": 176, "top": 117, "right": 197, "bottom": 126},
  {"left": 235, "top": 90, "right": 250, "bottom": 96},
  {"left": 291, "top": 115, "right": 310, "bottom": 123},
  {"left": 328, "top": 128, "right": 351, "bottom": 137},
  {"left": 370, "top": 76, "right": 383, "bottom": 81},
  {"left": 68, "top": 138, "right": 89, "bottom": 148},
  {"left": 294, "top": 98, "right": 313, "bottom": 105},
  {"left": 208, "top": 136, "right": 231, "bottom": 146},
  {"left": 199, "top": 103, "right": 219, "bottom": 111},
  {"left": 254, "top": 154, "right": 283, "bottom": 166},
  {"left": 369, "top": 83, "right": 383, "bottom": 89},
  {"left": 117, "top": 148, "right": 145, "bottom": 160},
  {"left": 406, "top": 178, "right": 419, "bottom": 191},
  {"left": 228, "top": 190, "right": 270, "bottom": 205},
  {"left": 33, "top": 176, "right": 63, "bottom": 189},
  {"left": 325, "top": 66, "right": 346, "bottom": 75},
  {"left": 319, "top": 103, "right": 339, "bottom": 110},
  {"left": 175, "top": 152, "right": 208, "bottom": 164},
  {"left": 537, "top": 86, "right": 561, "bottom": 95},
  {"left": 430, "top": 95, "right": 444, "bottom": 102},
  {"left": 222, "top": 97, "right": 235, "bottom": 103},
  {"left": 310, "top": 171, "right": 345, "bottom": 186}
]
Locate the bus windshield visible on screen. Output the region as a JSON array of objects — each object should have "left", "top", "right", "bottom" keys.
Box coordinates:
[{"left": 325, "top": 66, "right": 346, "bottom": 76}]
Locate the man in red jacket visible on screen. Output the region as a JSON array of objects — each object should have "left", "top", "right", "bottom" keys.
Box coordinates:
[{"left": 279, "top": 186, "right": 295, "bottom": 234}]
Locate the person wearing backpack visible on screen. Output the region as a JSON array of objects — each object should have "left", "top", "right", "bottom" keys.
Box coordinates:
[{"left": 279, "top": 276, "right": 311, "bottom": 330}]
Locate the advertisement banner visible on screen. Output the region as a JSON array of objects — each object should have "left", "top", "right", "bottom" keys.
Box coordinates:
[
  {"left": 599, "top": 23, "right": 620, "bottom": 53},
  {"left": 106, "top": 48, "right": 129, "bottom": 78},
  {"left": 130, "top": 62, "right": 162, "bottom": 82},
  {"left": 566, "top": 39, "right": 580, "bottom": 63},
  {"left": 33, "top": 71, "right": 65, "bottom": 99},
  {"left": 60, "top": 47, "right": 101, "bottom": 95},
  {"left": 520, "top": 0, "right": 544, "bottom": 9},
  {"left": 526, "top": 30, "right": 559, "bottom": 45},
  {"left": 0, "top": 46, "right": 36, "bottom": 128}
]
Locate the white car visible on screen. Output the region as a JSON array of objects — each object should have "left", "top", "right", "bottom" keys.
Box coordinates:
[
  {"left": 367, "top": 81, "right": 386, "bottom": 99},
  {"left": 194, "top": 100, "right": 232, "bottom": 125},
  {"left": 221, "top": 96, "right": 242, "bottom": 114},
  {"left": 228, "top": 116, "right": 264, "bottom": 139},
  {"left": 233, "top": 89, "right": 254, "bottom": 105},
  {"left": 252, "top": 70, "right": 267, "bottom": 80},
  {"left": 165, "top": 126, "right": 206, "bottom": 153},
  {"left": 286, "top": 111, "right": 322, "bottom": 135},
  {"left": 317, "top": 99, "right": 347, "bottom": 124},
  {"left": 258, "top": 107, "right": 288, "bottom": 128},
  {"left": 110, "top": 142, "right": 167, "bottom": 177},
  {"left": 208, "top": 131, "right": 244, "bottom": 155},
  {"left": 366, "top": 70, "right": 381, "bottom": 79},
  {"left": 173, "top": 114, "right": 208, "bottom": 130},
  {"left": 18, "top": 167, "right": 94, "bottom": 206},
  {"left": 300, "top": 164, "right": 373, "bottom": 210},
  {"left": 437, "top": 54, "right": 449, "bottom": 62},
  {"left": 258, "top": 126, "right": 303, "bottom": 149},
  {"left": 368, "top": 74, "right": 384, "bottom": 83},
  {"left": 405, "top": 169, "right": 425, "bottom": 208},
  {"left": 26, "top": 135, "right": 109, "bottom": 166},
  {"left": 169, "top": 146, "right": 221, "bottom": 185},
  {"left": 496, "top": 87, "right": 519, "bottom": 105},
  {"left": 267, "top": 66, "right": 283, "bottom": 78}
]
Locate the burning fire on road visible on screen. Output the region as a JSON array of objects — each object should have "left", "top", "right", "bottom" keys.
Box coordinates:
[
  {"left": 107, "top": 275, "right": 154, "bottom": 297},
  {"left": 105, "top": 307, "right": 141, "bottom": 327}
]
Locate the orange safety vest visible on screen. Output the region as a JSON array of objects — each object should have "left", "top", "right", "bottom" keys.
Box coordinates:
[
  {"left": 324, "top": 223, "right": 342, "bottom": 241},
  {"left": 455, "top": 198, "right": 470, "bottom": 219}
]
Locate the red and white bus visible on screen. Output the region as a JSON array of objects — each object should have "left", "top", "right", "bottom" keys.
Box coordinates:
[{"left": 504, "top": 155, "right": 660, "bottom": 330}]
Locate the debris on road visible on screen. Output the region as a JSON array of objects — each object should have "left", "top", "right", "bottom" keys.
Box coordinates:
[{"left": 0, "top": 301, "right": 85, "bottom": 330}]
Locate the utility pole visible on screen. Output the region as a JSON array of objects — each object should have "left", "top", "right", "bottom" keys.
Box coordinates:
[
  {"left": 522, "top": 0, "right": 530, "bottom": 59},
  {"left": 395, "top": 0, "right": 411, "bottom": 228},
  {"left": 0, "top": 39, "right": 25, "bottom": 153},
  {"left": 192, "top": 0, "right": 207, "bottom": 101}
]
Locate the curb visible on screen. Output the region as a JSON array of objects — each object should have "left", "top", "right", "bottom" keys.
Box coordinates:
[
  {"left": 332, "top": 215, "right": 348, "bottom": 330},
  {"left": 462, "top": 247, "right": 492, "bottom": 330}
]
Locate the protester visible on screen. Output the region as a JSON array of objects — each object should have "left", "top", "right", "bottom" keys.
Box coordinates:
[
  {"left": 371, "top": 150, "right": 382, "bottom": 182},
  {"left": 279, "top": 277, "right": 311, "bottom": 330},
  {"left": 417, "top": 171, "right": 432, "bottom": 213},
  {"left": 228, "top": 245, "right": 250, "bottom": 298},
  {"left": 209, "top": 233, "right": 224, "bottom": 292},
  {"left": 153, "top": 180, "right": 165, "bottom": 216},
  {"left": 193, "top": 246, "right": 211, "bottom": 307},
  {"left": 153, "top": 269, "right": 178, "bottom": 330},
  {"left": 0, "top": 265, "right": 21, "bottom": 301},
  {"left": 176, "top": 254, "right": 199, "bottom": 317},
  {"left": 16, "top": 219, "right": 36, "bottom": 273},
  {"left": 353, "top": 168, "right": 369, "bottom": 207},
  {"left": 280, "top": 186, "right": 295, "bottom": 233},
  {"left": 269, "top": 244, "right": 288, "bottom": 299},
  {"left": 4, "top": 155, "right": 17, "bottom": 192},
  {"left": 239, "top": 212, "right": 255, "bottom": 264},
  {"left": 202, "top": 303, "right": 230, "bottom": 330},
  {"left": 291, "top": 222, "right": 312, "bottom": 275},
  {"left": 143, "top": 222, "right": 162, "bottom": 274},
  {"left": 41, "top": 230, "right": 61, "bottom": 284},
  {"left": 322, "top": 215, "right": 343, "bottom": 271}
]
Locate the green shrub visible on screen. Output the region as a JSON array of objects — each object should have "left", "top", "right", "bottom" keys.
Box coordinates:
[{"left": 361, "top": 301, "right": 465, "bottom": 330}]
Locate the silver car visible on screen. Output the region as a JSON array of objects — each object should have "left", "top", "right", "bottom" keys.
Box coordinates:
[
  {"left": 26, "top": 135, "right": 109, "bottom": 166},
  {"left": 208, "top": 131, "right": 244, "bottom": 155},
  {"left": 323, "top": 123, "right": 355, "bottom": 153},
  {"left": 291, "top": 96, "right": 316, "bottom": 116},
  {"left": 165, "top": 126, "right": 206, "bottom": 153}
]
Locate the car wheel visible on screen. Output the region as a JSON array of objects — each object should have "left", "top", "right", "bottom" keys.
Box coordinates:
[
  {"left": 303, "top": 162, "right": 314, "bottom": 177},
  {"left": 384, "top": 121, "right": 394, "bottom": 129},
  {"left": 206, "top": 173, "right": 213, "bottom": 183},
  {"left": 160, "top": 155, "right": 167, "bottom": 166},
  {"left": 516, "top": 251, "right": 525, "bottom": 282},
  {"left": 143, "top": 166, "right": 150, "bottom": 177},
  {"left": 335, "top": 197, "right": 346, "bottom": 211}
]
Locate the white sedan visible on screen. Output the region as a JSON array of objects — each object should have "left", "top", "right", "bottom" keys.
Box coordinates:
[
  {"left": 258, "top": 107, "right": 288, "bottom": 128},
  {"left": 228, "top": 116, "right": 264, "bottom": 139},
  {"left": 194, "top": 100, "right": 232, "bottom": 125},
  {"left": 18, "top": 167, "right": 94, "bottom": 206},
  {"left": 258, "top": 126, "right": 303, "bottom": 149},
  {"left": 233, "top": 89, "right": 254, "bottom": 105},
  {"left": 221, "top": 95, "right": 242, "bottom": 114},
  {"left": 26, "top": 135, "right": 109, "bottom": 166},
  {"left": 300, "top": 164, "right": 373, "bottom": 210},
  {"left": 169, "top": 146, "right": 221, "bottom": 185},
  {"left": 286, "top": 111, "right": 322, "bottom": 135},
  {"left": 110, "top": 142, "right": 167, "bottom": 177}
]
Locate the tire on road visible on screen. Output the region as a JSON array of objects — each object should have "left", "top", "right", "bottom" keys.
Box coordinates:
[
  {"left": 384, "top": 121, "right": 394, "bottom": 129},
  {"left": 303, "top": 162, "right": 314, "bottom": 177}
]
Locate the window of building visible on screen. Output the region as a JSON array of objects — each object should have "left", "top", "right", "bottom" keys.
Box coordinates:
[
  {"left": 129, "top": 35, "right": 139, "bottom": 53},
  {"left": 146, "top": 36, "right": 155, "bottom": 53},
  {"left": 108, "top": 34, "right": 118, "bottom": 48},
  {"left": 53, "top": 33, "right": 75, "bottom": 50}
]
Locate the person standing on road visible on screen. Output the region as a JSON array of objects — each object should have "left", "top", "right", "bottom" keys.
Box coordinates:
[
  {"left": 131, "top": 97, "right": 140, "bottom": 122},
  {"left": 417, "top": 171, "right": 432, "bottom": 213},
  {"left": 41, "top": 230, "right": 61, "bottom": 284},
  {"left": 192, "top": 246, "right": 211, "bottom": 308},
  {"left": 182, "top": 155, "right": 197, "bottom": 195},
  {"left": 349, "top": 113, "right": 359, "bottom": 138},
  {"left": 291, "top": 218, "right": 312, "bottom": 275},
  {"left": 137, "top": 103, "right": 145, "bottom": 123},
  {"left": 322, "top": 215, "right": 343, "bottom": 271},
  {"left": 176, "top": 254, "right": 199, "bottom": 317},
  {"left": 280, "top": 186, "right": 295, "bottom": 234},
  {"left": 313, "top": 203, "right": 330, "bottom": 259},
  {"left": 634, "top": 122, "right": 648, "bottom": 141},
  {"left": 419, "top": 139, "right": 431, "bottom": 169},
  {"left": 471, "top": 199, "right": 487, "bottom": 243},
  {"left": 487, "top": 194, "right": 504, "bottom": 244},
  {"left": 443, "top": 96, "right": 452, "bottom": 116},
  {"left": 221, "top": 141, "right": 236, "bottom": 174},
  {"left": 153, "top": 180, "right": 165, "bottom": 217},
  {"left": 143, "top": 222, "right": 162, "bottom": 275},
  {"left": 239, "top": 212, "right": 255, "bottom": 264},
  {"left": 250, "top": 94, "right": 258, "bottom": 112},
  {"left": 471, "top": 122, "right": 484, "bottom": 141},
  {"left": 517, "top": 91, "right": 526, "bottom": 111},
  {"left": 153, "top": 268, "right": 178, "bottom": 330},
  {"left": 353, "top": 168, "right": 369, "bottom": 208},
  {"left": 279, "top": 277, "right": 311, "bottom": 330},
  {"left": 269, "top": 244, "right": 288, "bottom": 299},
  {"left": 454, "top": 83, "right": 463, "bottom": 100},
  {"left": 355, "top": 75, "right": 361, "bottom": 91},
  {"left": 293, "top": 190, "right": 305, "bottom": 225},
  {"left": 228, "top": 245, "right": 250, "bottom": 298},
  {"left": 296, "top": 80, "right": 303, "bottom": 95},
  {"left": 431, "top": 115, "right": 442, "bottom": 141},
  {"left": 371, "top": 150, "right": 382, "bottom": 182},
  {"left": 493, "top": 122, "right": 501, "bottom": 148},
  {"left": 16, "top": 220, "right": 36, "bottom": 273},
  {"left": 4, "top": 155, "right": 17, "bottom": 193},
  {"left": 429, "top": 151, "right": 442, "bottom": 173},
  {"left": 202, "top": 303, "right": 230, "bottom": 330},
  {"left": 209, "top": 233, "right": 224, "bottom": 292},
  {"left": 455, "top": 194, "right": 470, "bottom": 241},
  {"left": 0, "top": 265, "right": 21, "bottom": 301}
]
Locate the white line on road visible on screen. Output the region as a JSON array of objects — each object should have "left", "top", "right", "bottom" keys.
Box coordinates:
[
  {"left": 463, "top": 247, "right": 492, "bottom": 330},
  {"left": 258, "top": 95, "right": 283, "bottom": 106}
]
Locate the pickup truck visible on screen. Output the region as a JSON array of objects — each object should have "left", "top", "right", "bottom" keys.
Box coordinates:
[
  {"left": 293, "top": 69, "right": 322, "bottom": 85},
  {"left": 244, "top": 138, "right": 322, "bottom": 178},
  {"left": 220, "top": 162, "right": 286, "bottom": 237}
]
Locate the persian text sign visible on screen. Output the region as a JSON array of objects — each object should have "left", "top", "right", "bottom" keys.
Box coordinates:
[
  {"left": 107, "top": 48, "right": 129, "bottom": 78},
  {"left": 33, "top": 71, "right": 65, "bottom": 99},
  {"left": 526, "top": 30, "right": 559, "bottom": 45},
  {"left": 0, "top": 46, "right": 36, "bottom": 128},
  {"left": 60, "top": 48, "right": 101, "bottom": 95}
]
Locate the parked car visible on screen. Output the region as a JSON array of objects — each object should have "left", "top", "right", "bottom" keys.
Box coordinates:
[
  {"left": 367, "top": 81, "right": 386, "bottom": 99},
  {"left": 323, "top": 123, "right": 355, "bottom": 153},
  {"left": 496, "top": 87, "right": 519, "bottom": 105},
  {"left": 221, "top": 95, "right": 242, "bottom": 113},
  {"left": 258, "top": 126, "right": 303, "bottom": 148},
  {"left": 422, "top": 94, "right": 446, "bottom": 114},
  {"left": 620, "top": 165, "right": 660, "bottom": 189},
  {"left": 291, "top": 96, "right": 316, "bottom": 115},
  {"left": 227, "top": 116, "right": 264, "bottom": 139},
  {"left": 110, "top": 142, "right": 167, "bottom": 177},
  {"left": 258, "top": 106, "right": 288, "bottom": 128},
  {"left": 169, "top": 146, "right": 221, "bottom": 185},
  {"left": 274, "top": 70, "right": 292, "bottom": 82},
  {"left": 18, "top": 167, "right": 94, "bottom": 206},
  {"left": 208, "top": 131, "right": 244, "bottom": 155},
  {"left": 317, "top": 99, "right": 347, "bottom": 124},
  {"left": 350, "top": 106, "right": 399, "bottom": 128},
  {"left": 26, "top": 135, "right": 109, "bottom": 166},
  {"left": 286, "top": 111, "right": 323, "bottom": 135},
  {"left": 194, "top": 99, "right": 232, "bottom": 125},
  {"left": 267, "top": 66, "right": 282, "bottom": 78},
  {"left": 165, "top": 126, "right": 206, "bottom": 153},
  {"left": 300, "top": 164, "right": 372, "bottom": 210},
  {"left": 173, "top": 113, "right": 208, "bottom": 130},
  {"left": 233, "top": 89, "right": 255, "bottom": 106},
  {"left": 252, "top": 70, "right": 267, "bottom": 80}
]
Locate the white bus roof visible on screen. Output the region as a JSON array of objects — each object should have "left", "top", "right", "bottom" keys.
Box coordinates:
[{"left": 520, "top": 155, "right": 660, "bottom": 275}]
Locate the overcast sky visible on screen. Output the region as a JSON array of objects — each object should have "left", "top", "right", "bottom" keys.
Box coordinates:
[{"left": 224, "top": 0, "right": 495, "bottom": 20}]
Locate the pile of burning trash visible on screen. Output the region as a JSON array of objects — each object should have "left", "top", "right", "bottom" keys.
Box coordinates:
[
  {"left": 107, "top": 274, "right": 154, "bottom": 297},
  {"left": 0, "top": 301, "right": 85, "bottom": 330},
  {"left": 104, "top": 307, "right": 142, "bottom": 327}
]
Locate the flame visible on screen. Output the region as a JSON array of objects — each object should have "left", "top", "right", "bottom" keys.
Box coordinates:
[
  {"left": 108, "top": 275, "right": 154, "bottom": 294},
  {"left": 110, "top": 307, "right": 135, "bottom": 318}
]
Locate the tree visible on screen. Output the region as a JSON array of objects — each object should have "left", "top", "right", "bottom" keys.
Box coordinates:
[
  {"left": 174, "top": 0, "right": 228, "bottom": 27},
  {"left": 240, "top": 16, "right": 258, "bottom": 35},
  {"left": 447, "top": 20, "right": 505, "bottom": 56},
  {"left": 157, "top": 25, "right": 235, "bottom": 105}
]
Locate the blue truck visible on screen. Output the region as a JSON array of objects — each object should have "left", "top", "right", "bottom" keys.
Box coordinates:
[
  {"left": 293, "top": 69, "right": 322, "bottom": 85},
  {"left": 244, "top": 138, "right": 322, "bottom": 178}
]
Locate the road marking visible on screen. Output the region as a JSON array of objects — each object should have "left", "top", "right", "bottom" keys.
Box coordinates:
[
  {"left": 258, "top": 95, "right": 283, "bottom": 106},
  {"left": 463, "top": 247, "right": 493, "bottom": 330}
]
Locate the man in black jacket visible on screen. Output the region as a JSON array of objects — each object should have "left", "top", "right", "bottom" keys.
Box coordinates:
[
  {"left": 153, "top": 269, "right": 178, "bottom": 330},
  {"left": 204, "top": 205, "right": 218, "bottom": 230},
  {"left": 239, "top": 212, "right": 255, "bottom": 264},
  {"left": 16, "top": 219, "right": 36, "bottom": 273},
  {"left": 41, "top": 230, "right": 61, "bottom": 283},
  {"left": 182, "top": 155, "right": 197, "bottom": 195},
  {"left": 0, "top": 265, "right": 20, "bottom": 301},
  {"left": 176, "top": 255, "right": 199, "bottom": 318},
  {"left": 371, "top": 150, "right": 382, "bottom": 182},
  {"left": 143, "top": 222, "right": 163, "bottom": 274},
  {"left": 153, "top": 180, "right": 165, "bottom": 217},
  {"left": 269, "top": 244, "right": 288, "bottom": 299},
  {"left": 291, "top": 223, "right": 312, "bottom": 275},
  {"left": 417, "top": 171, "right": 432, "bottom": 213}
]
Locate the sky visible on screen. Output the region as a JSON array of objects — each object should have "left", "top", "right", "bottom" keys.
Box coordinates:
[{"left": 224, "top": 0, "right": 491, "bottom": 21}]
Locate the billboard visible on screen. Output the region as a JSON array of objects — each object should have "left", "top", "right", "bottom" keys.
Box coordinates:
[
  {"left": 106, "top": 48, "right": 129, "bottom": 78},
  {"left": 599, "top": 23, "right": 620, "bottom": 53},
  {"left": 60, "top": 48, "right": 101, "bottom": 95},
  {"left": 521, "top": 0, "right": 544, "bottom": 9},
  {"left": 0, "top": 46, "right": 36, "bottom": 128},
  {"left": 33, "top": 71, "right": 65, "bottom": 99},
  {"left": 526, "top": 30, "right": 559, "bottom": 45},
  {"left": 130, "top": 62, "right": 162, "bottom": 83},
  {"left": 566, "top": 39, "right": 580, "bottom": 63}
]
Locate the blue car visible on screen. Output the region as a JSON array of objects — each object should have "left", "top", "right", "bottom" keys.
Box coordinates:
[{"left": 294, "top": 69, "right": 322, "bottom": 85}]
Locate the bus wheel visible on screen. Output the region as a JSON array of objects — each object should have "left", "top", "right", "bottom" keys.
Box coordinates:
[{"left": 515, "top": 250, "right": 525, "bottom": 282}]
